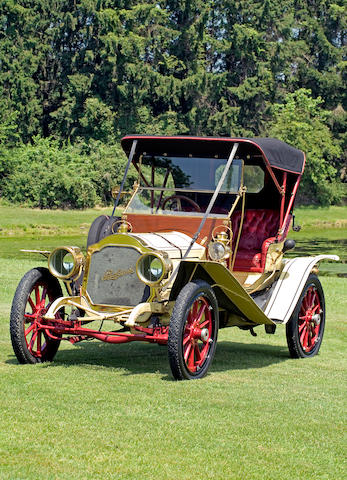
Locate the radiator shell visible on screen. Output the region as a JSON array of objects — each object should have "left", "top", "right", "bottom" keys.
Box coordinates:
[{"left": 86, "top": 245, "right": 149, "bottom": 307}]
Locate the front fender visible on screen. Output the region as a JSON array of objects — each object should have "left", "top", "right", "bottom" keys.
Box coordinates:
[
  {"left": 264, "top": 255, "right": 339, "bottom": 323},
  {"left": 169, "top": 260, "right": 275, "bottom": 325}
]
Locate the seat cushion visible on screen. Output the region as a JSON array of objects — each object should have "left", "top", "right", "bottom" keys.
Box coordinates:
[{"left": 234, "top": 249, "right": 262, "bottom": 270}]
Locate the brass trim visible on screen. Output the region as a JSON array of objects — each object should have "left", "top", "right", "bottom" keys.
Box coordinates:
[
  {"left": 136, "top": 252, "right": 173, "bottom": 286},
  {"left": 230, "top": 186, "right": 247, "bottom": 271},
  {"left": 82, "top": 234, "right": 156, "bottom": 308},
  {"left": 44, "top": 295, "right": 134, "bottom": 322},
  {"left": 264, "top": 241, "right": 284, "bottom": 272},
  {"left": 48, "top": 246, "right": 85, "bottom": 280},
  {"left": 127, "top": 186, "right": 241, "bottom": 194}
]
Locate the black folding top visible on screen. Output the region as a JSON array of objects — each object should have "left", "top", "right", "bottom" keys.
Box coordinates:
[
  {"left": 121, "top": 135, "right": 305, "bottom": 175},
  {"left": 248, "top": 137, "right": 305, "bottom": 174}
]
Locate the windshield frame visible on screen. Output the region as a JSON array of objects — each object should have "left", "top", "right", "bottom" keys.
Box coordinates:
[{"left": 124, "top": 154, "right": 243, "bottom": 217}]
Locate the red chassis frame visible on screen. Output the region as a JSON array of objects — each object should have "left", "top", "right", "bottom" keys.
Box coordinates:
[{"left": 36, "top": 317, "right": 169, "bottom": 348}]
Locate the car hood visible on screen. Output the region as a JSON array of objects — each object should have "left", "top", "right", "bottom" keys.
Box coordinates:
[{"left": 128, "top": 231, "right": 206, "bottom": 260}]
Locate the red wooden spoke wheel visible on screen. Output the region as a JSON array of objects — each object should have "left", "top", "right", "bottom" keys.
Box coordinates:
[
  {"left": 10, "top": 268, "right": 63, "bottom": 364},
  {"left": 183, "top": 296, "right": 213, "bottom": 373},
  {"left": 168, "top": 280, "right": 219, "bottom": 380},
  {"left": 298, "top": 285, "right": 322, "bottom": 353},
  {"left": 286, "top": 274, "right": 325, "bottom": 358},
  {"left": 23, "top": 283, "right": 53, "bottom": 358}
]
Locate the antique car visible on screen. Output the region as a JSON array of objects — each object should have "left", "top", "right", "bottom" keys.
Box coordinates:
[{"left": 10, "top": 136, "right": 339, "bottom": 380}]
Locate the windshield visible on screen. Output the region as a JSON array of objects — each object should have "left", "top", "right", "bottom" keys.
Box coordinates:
[{"left": 125, "top": 156, "right": 242, "bottom": 216}]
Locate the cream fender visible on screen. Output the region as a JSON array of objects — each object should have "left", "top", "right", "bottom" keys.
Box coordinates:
[{"left": 264, "top": 255, "right": 339, "bottom": 324}]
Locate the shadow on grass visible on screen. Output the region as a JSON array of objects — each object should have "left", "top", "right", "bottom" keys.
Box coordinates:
[{"left": 7, "top": 338, "right": 290, "bottom": 380}]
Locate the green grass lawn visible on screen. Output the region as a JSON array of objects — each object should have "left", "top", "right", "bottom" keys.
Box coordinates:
[
  {"left": 293, "top": 205, "right": 347, "bottom": 227},
  {"left": 289, "top": 206, "right": 347, "bottom": 276},
  {"left": 0, "top": 205, "right": 346, "bottom": 479}
]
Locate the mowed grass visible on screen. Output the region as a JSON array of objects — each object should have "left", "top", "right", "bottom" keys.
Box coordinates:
[
  {"left": 293, "top": 205, "right": 347, "bottom": 228},
  {"left": 0, "top": 205, "right": 346, "bottom": 479}
]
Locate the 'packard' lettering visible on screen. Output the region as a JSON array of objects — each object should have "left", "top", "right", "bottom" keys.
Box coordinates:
[{"left": 102, "top": 268, "right": 135, "bottom": 281}]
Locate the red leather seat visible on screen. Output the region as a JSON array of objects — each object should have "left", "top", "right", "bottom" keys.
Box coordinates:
[{"left": 231, "top": 210, "right": 281, "bottom": 272}]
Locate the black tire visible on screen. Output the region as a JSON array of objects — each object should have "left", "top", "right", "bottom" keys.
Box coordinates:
[
  {"left": 86, "top": 215, "right": 120, "bottom": 248},
  {"left": 10, "top": 267, "right": 63, "bottom": 364},
  {"left": 168, "top": 280, "right": 219, "bottom": 380},
  {"left": 286, "top": 274, "right": 325, "bottom": 358}
]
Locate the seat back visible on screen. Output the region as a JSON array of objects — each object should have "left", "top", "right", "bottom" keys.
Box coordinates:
[{"left": 231, "top": 209, "right": 279, "bottom": 251}]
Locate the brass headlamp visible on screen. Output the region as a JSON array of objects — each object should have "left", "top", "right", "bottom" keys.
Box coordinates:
[
  {"left": 208, "top": 225, "right": 232, "bottom": 261},
  {"left": 136, "top": 252, "right": 172, "bottom": 286},
  {"left": 48, "top": 246, "right": 84, "bottom": 280}
]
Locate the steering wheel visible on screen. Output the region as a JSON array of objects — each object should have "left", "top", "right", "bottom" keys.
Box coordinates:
[{"left": 161, "top": 195, "right": 201, "bottom": 213}]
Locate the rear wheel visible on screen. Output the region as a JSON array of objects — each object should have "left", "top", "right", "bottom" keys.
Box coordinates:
[
  {"left": 72, "top": 215, "right": 120, "bottom": 292},
  {"left": 10, "top": 268, "right": 63, "bottom": 364},
  {"left": 286, "top": 274, "right": 325, "bottom": 358},
  {"left": 168, "top": 280, "right": 219, "bottom": 380}
]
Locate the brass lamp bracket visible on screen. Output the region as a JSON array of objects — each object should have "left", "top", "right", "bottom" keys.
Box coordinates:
[
  {"left": 212, "top": 224, "right": 233, "bottom": 244},
  {"left": 112, "top": 217, "right": 133, "bottom": 233}
]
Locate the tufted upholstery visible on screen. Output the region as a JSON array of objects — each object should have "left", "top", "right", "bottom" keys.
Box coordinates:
[{"left": 231, "top": 209, "right": 281, "bottom": 272}]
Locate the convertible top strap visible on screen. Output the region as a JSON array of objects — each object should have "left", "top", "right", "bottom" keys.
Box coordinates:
[
  {"left": 186, "top": 142, "right": 239, "bottom": 251},
  {"left": 111, "top": 139, "right": 137, "bottom": 216},
  {"left": 162, "top": 143, "right": 239, "bottom": 291}
]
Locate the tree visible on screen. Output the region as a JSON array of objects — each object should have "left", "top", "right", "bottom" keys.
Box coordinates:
[
  {"left": 268, "top": 89, "right": 343, "bottom": 205},
  {"left": 0, "top": 1, "right": 345, "bottom": 206}
]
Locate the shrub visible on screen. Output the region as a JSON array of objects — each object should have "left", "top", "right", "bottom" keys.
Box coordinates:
[{"left": 1, "top": 137, "right": 131, "bottom": 209}]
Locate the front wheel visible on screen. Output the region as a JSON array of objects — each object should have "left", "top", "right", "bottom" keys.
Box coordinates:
[
  {"left": 10, "top": 267, "right": 63, "bottom": 364},
  {"left": 286, "top": 274, "right": 325, "bottom": 358},
  {"left": 168, "top": 280, "right": 219, "bottom": 380}
]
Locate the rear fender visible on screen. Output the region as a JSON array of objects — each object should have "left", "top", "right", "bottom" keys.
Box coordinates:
[{"left": 264, "top": 255, "right": 339, "bottom": 324}]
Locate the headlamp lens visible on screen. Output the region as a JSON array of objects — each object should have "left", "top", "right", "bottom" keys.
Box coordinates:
[
  {"left": 136, "top": 253, "right": 168, "bottom": 285},
  {"left": 208, "top": 241, "right": 226, "bottom": 261},
  {"left": 48, "top": 247, "right": 83, "bottom": 279},
  {"left": 149, "top": 257, "right": 163, "bottom": 278}
]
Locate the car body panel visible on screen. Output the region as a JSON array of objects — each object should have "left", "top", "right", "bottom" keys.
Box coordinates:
[
  {"left": 170, "top": 259, "right": 275, "bottom": 325},
  {"left": 264, "top": 255, "right": 339, "bottom": 323},
  {"left": 126, "top": 213, "right": 228, "bottom": 245},
  {"left": 130, "top": 231, "right": 206, "bottom": 258}
]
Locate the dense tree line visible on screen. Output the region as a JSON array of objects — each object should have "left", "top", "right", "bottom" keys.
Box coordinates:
[{"left": 0, "top": 0, "right": 345, "bottom": 207}]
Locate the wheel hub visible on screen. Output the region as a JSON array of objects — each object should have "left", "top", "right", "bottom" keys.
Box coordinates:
[
  {"left": 32, "top": 306, "right": 46, "bottom": 323},
  {"left": 200, "top": 328, "right": 209, "bottom": 342},
  {"left": 190, "top": 325, "right": 210, "bottom": 342},
  {"left": 311, "top": 313, "right": 321, "bottom": 325}
]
